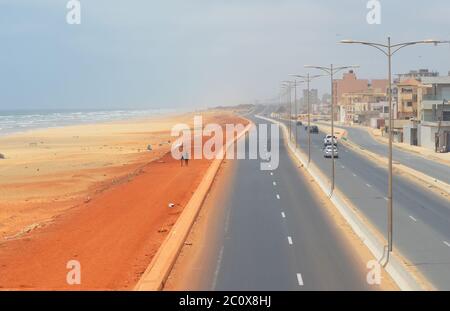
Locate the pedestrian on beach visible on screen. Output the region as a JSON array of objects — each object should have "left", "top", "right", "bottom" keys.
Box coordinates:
[{"left": 184, "top": 151, "right": 189, "bottom": 167}]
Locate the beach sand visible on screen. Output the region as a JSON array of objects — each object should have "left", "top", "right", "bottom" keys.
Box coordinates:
[
  {"left": 0, "top": 110, "right": 248, "bottom": 290},
  {"left": 0, "top": 113, "right": 186, "bottom": 239}
]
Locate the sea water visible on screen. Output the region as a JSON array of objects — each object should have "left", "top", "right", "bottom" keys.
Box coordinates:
[{"left": 0, "top": 109, "right": 171, "bottom": 137}]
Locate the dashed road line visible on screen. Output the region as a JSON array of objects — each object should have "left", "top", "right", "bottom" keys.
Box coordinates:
[
  {"left": 366, "top": 183, "right": 372, "bottom": 188},
  {"left": 409, "top": 215, "right": 418, "bottom": 222},
  {"left": 273, "top": 181, "right": 277, "bottom": 186},
  {"left": 444, "top": 241, "right": 450, "bottom": 248},
  {"left": 276, "top": 194, "right": 280, "bottom": 200},
  {"left": 352, "top": 173, "right": 357, "bottom": 177},
  {"left": 281, "top": 212, "right": 286, "bottom": 218},
  {"left": 287, "top": 236, "right": 293, "bottom": 245},
  {"left": 212, "top": 246, "right": 224, "bottom": 290}
]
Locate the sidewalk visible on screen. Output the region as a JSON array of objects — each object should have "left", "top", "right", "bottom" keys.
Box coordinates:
[{"left": 359, "top": 124, "right": 450, "bottom": 167}]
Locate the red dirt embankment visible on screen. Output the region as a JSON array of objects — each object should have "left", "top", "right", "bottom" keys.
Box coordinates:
[{"left": 0, "top": 114, "right": 247, "bottom": 290}]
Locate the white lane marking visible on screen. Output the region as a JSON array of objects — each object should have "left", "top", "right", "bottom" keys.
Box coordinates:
[
  {"left": 287, "top": 236, "right": 293, "bottom": 245},
  {"left": 281, "top": 212, "right": 286, "bottom": 218},
  {"left": 444, "top": 241, "right": 450, "bottom": 248},
  {"left": 212, "top": 246, "right": 224, "bottom": 290},
  {"left": 270, "top": 172, "right": 274, "bottom": 176},
  {"left": 366, "top": 183, "right": 372, "bottom": 188},
  {"left": 296, "top": 273, "right": 304, "bottom": 286},
  {"left": 409, "top": 215, "right": 418, "bottom": 222},
  {"left": 273, "top": 181, "right": 277, "bottom": 186},
  {"left": 276, "top": 194, "right": 280, "bottom": 200},
  {"left": 341, "top": 165, "right": 345, "bottom": 169},
  {"left": 352, "top": 173, "right": 357, "bottom": 177},
  {"left": 384, "top": 197, "right": 388, "bottom": 201},
  {"left": 268, "top": 164, "right": 272, "bottom": 168}
]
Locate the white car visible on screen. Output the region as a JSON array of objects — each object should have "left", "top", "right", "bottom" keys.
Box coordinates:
[
  {"left": 323, "top": 135, "right": 338, "bottom": 146},
  {"left": 323, "top": 145, "right": 339, "bottom": 158}
]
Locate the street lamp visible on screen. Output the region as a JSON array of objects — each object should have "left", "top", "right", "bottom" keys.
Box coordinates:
[
  {"left": 286, "top": 79, "right": 304, "bottom": 150},
  {"left": 304, "top": 64, "right": 359, "bottom": 195},
  {"left": 290, "top": 73, "right": 326, "bottom": 164},
  {"left": 340, "top": 38, "right": 447, "bottom": 256},
  {"left": 282, "top": 80, "right": 297, "bottom": 144}
]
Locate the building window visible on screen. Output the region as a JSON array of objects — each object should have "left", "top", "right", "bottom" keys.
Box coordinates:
[{"left": 406, "top": 102, "right": 413, "bottom": 107}]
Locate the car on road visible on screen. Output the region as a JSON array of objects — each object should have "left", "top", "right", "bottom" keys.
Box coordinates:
[
  {"left": 309, "top": 125, "right": 319, "bottom": 133},
  {"left": 323, "top": 145, "right": 339, "bottom": 158},
  {"left": 323, "top": 135, "right": 338, "bottom": 146},
  {"left": 296, "top": 121, "right": 302, "bottom": 126}
]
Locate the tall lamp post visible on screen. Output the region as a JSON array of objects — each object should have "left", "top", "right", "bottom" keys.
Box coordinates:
[
  {"left": 282, "top": 80, "right": 297, "bottom": 144},
  {"left": 288, "top": 79, "right": 303, "bottom": 150},
  {"left": 340, "top": 38, "right": 447, "bottom": 256},
  {"left": 280, "top": 83, "right": 291, "bottom": 130},
  {"left": 290, "top": 73, "right": 326, "bottom": 164},
  {"left": 304, "top": 64, "right": 359, "bottom": 195}
]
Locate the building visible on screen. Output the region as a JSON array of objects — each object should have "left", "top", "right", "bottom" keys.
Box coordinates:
[
  {"left": 333, "top": 70, "right": 388, "bottom": 122},
  {"left": 339, "top": 90, "right": 387, "bottom": 124},
  {"left": 395, "top": 79, "right": 427, "bottom": 120},
  {"left": 415, "top": 76, "right": 450, "bottom": 151},
  {"left": 396, "top": 69, "right": 439, "bottom": 82}
]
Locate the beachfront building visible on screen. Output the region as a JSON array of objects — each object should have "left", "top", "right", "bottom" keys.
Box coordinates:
[
  {"left": 339, "top": 90, "right": 387, "bottom": 125},
  {"left": 416, "top": 76, "right": 450, "bottom": 152},
  {"left": 396, "top": 69, "right": 439, "bottom": 82},
  {"left": 333, "top": 70, "right": 388, "bottom": 123},
  {"left": 395, "top": 78, "right": 427, "bottom": 120}
]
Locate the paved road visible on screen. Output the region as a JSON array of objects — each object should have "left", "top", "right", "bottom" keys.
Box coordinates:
[
  {"left": 335, "top": 124, "right": 450, "bottom": 184},
  {"left": 282, "top": 118, "right": 450, "bottom": 290},
  {"left": 174, "top": 116, "right": 375, "bottom": 290}
]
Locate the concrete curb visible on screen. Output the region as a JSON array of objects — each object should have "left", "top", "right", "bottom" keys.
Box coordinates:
[
  {"left": 257, "top": 115, "right": 427, "bottom": 291},
  {"left": 134, "top": 122, "right": 253, "bottom": 291}
]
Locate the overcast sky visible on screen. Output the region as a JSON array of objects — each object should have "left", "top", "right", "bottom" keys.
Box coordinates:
[{"left": 1, "top": 0, "right": 449, "bottom": 111}]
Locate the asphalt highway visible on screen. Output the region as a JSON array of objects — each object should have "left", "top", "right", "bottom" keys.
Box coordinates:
[
  {"left": 172, "top": 116, "right": 376, "bottom": 290},
  {"left": 282, "top": 118, "right": 450, "bottom": 290}
]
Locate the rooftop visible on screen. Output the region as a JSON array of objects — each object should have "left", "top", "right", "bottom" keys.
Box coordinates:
[{"left": 421, "top": 76, "right": 450, "bottom": 85}]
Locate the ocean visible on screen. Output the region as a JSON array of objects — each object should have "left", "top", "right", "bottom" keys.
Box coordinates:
[{"left": 0, "top": 109, "right": 172, "bottom": 137}]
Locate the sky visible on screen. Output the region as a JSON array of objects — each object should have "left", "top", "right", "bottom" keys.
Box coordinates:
[{"left": 0, "top": 0, "right": 449, "bottom": 111}]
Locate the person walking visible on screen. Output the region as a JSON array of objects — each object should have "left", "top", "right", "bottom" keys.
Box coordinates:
[{"left": 183, "top": 151, "right": 189, "bottom": 167}]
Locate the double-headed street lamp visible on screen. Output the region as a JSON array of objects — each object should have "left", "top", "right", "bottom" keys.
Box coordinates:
[
  {"left": 282, "top": 80, "right": 298, "bottom": 145},
  {"left": 289, "top": 73, "right": 326, "bottom": 164},
  {"left": 340, "top": 38, "right": 447, "bottom": 257},
  {"left": 304, "top": 64, "right": 359, "bottom": 195}
]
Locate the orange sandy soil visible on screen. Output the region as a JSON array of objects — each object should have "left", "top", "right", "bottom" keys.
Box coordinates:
[{"left": 0, "top": 112, "right": 248, "bottom": 290}]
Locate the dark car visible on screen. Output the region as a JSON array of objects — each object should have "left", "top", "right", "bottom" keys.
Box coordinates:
[
  {"left": 309, "top": 125, "right": 319, "bottom": 133},
  {"left": 296, "top": 121, "right": 302, "bottom": 126}
]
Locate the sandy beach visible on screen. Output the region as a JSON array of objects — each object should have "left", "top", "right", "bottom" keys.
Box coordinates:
[
  {"left": 0, "top": 110, "right": 248, "bottom": 289},
  {"left": 0, "top": 113, "right": 187, "bottom": 239}
]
